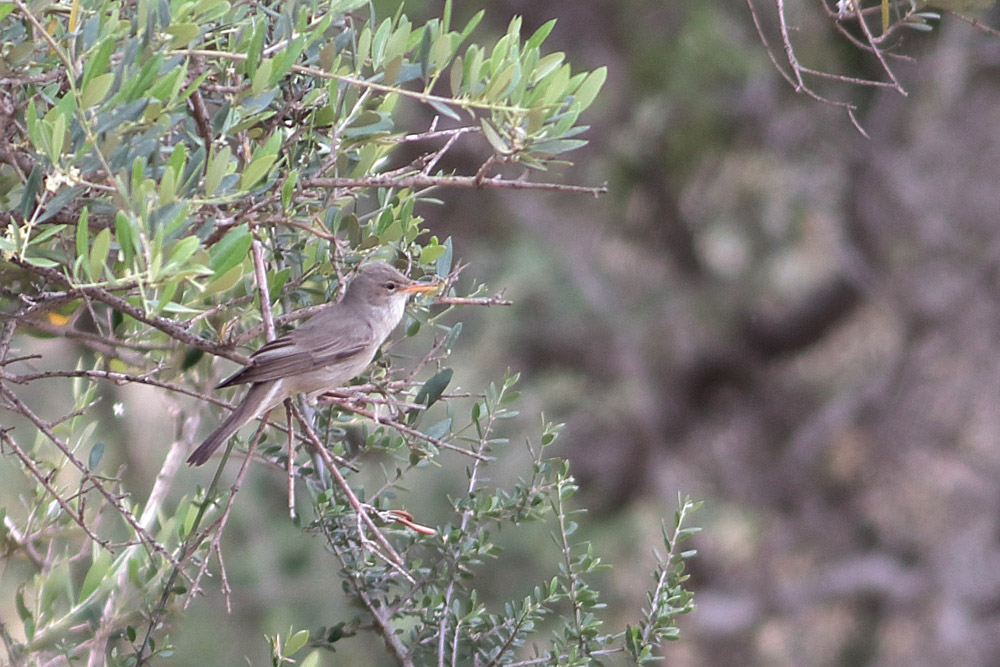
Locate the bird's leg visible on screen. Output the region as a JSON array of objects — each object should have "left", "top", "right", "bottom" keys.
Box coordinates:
[
  {"left": 366, "top": 376, "right": 400, "bottom": 422},
  {"left": 288, "top": 400, "right": 357, "bottom": 474},
  {"left": 284, "top": 400, "right": 296, "bottom": 520}
]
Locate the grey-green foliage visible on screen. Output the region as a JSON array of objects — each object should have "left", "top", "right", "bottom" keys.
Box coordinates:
[{"left": 0, "top": 0, "right": 694, "bottom": 664}]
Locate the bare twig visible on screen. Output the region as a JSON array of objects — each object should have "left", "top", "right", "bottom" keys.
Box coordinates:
[
  {"left": 171, "top": 48, "right": 535, "bottom": 115},
  {"left": 433, "top": 294, "right": 512, "bottom": 307},
  {"left": 1, "top": 368, "right": 228, "bottom": 407},
  {"left": 321, "top": 396, "right": 488, "bottom": 461},
  {"left": 198, "top": 423, "right": 263, "bottom": 611},
  {"left": 5, "top": 256, "right": 245, "bottom": 362},
  {"left": 849, "top": 0, "right": 906, "bottom": 93},
  {"left": 948, "top": 10, "right": 1000, "bottom": 38},
  {"left": 306, "top": 172, "right": 608, "bottom": 196},
  {"left": 0, "top": 386, "right": 185, "bottom": 571},
  {"left": 0, "top": 429, "right": 111, "bottom": 550}
]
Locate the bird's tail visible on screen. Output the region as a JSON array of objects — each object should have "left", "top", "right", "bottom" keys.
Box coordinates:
[{"left": 187, "top": 381, "right": 282, "bottom": 466}]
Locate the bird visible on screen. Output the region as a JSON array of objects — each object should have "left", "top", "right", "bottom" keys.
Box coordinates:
[{"left": 187, "top": 261, "right": 437, "bottom": 466}]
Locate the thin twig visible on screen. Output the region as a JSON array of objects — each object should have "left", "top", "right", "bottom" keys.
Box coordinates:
[
  {"left": 5, "top": 256, "right": 244, "bottom": 362},
  {"left": 0, "top": 429, "right": 110, "bottom": 550},
  {"left": 289, "top": 402, "right": 409, "bottom": 571},
  {"left": 433, "top": 294, "right": 512, "bottom": 307},
  {"left": 948, "top": 10, "right": 1000, "bottom": 38},
  {"left": 306, "top": 172, "right": 609, "bottom": 196},
  {"left": 170, "top": 48, "right": 536, "bottom": 115},
  {"left": 0, "top": 386, "right": 185, "bottom": 572},
  {"left": 322, "top": 396, "right": 489, "bottom": 461},
  {"left": 1, "top": 368, "right": 228, "bottom": 406}
]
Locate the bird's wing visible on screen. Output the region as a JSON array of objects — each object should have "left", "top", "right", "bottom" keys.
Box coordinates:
[{"left": 217, "top": 310, "right": 373, "bottom": 387}]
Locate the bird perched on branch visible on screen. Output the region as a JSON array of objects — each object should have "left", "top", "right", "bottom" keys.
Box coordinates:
[{"left": 187, "top": 262, "right": 437, "bottom": 466}]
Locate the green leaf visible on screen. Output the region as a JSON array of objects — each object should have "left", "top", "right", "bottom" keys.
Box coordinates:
[
  {"left": 166, "top": 235, "right": 201, "bottom": 270},
  {"left": 204, "top": 145, "right": 232, "bottom": 196},
  {"left": 430, "top": 33, "right": 452, "bottom": 73},
  {"left": 371, "top": 18, "right": 392, "bottom": 66},
  {"left": 240, "top": 154, "right": 278, "bottom": 190},
  {"left": 428, "top": 98, "right": 460, "bottom": 120},
  {"left": 166, "top": 23, "right": 200, "bottom": 48},
  {"left": 436, "top": 236, "right": 453, "bottom": 276},
  {"left": 342, "top": 111, "right": 394, "bottom": 139},
  {"left": 23, "top": 256, "right": 59, "bottom": 268},
  {"left": 89, "top": 228, "right": 111, "bottom": 280},
  {"left": 384, "top": 55, "right": 403, "bottom": 86},
  {"left": 27, "top": 225, "right": 63, "bottom": 247},
  {"left": 465, "top": 45, "right": 483, "bottom": 92},
  {"left": 485, "top": 63, "right": 517, "bottom": 100},
  {"left": 245, "top": 18, "right": 266, "bottom": 77},
  {"left": 80, "top": 550, "right": 112, "bottom": 601},
  {"left": 384, "top": 18, "right": 411, "bottom": 64},
  {"left": 527, "top": 19, "right": 557, "bottom": 50},
  {"left": 181, "top": 347, "right": 205, "bottom": 371},
  {"left": 424, "top": 417, "right": 451, "bottom": 441},
  {"left": 181, "top": 502, "right": 199, "bottom": 538},
  {"left": 455, "top": 11, "right": 484, "bottom": 56},
  {"left": 179, "top": 71, "right": 211, "bottom": 103},
  {"left": 480, "top": 119, "right": 508, "bottom": 154},
  {"left": 167, "top": 144, "right": 187, "bottom": 179},
  {"left": 209, "top": 224, "right": 251, "bottom": 277},
  {"left": 449, "top": 55, "right": 464, "bottom": 96},
  {"left": 115, "top": 211, "right": 134, "bottom": 267},
  {"left": 282, "top": 169, "right": 298, "bottom": 209},
  {"left": 81, "top": 35, "right": 115, "bottom": 90},
  {"left": 251, "top": 58, "right": 273, "bottom": 96},
  {"left": 572, "top": 66, "right": 607, "bottom": 112},
  {"left": 415, "top": 368, "right": 453, "bottom": 408},
  {"left": 379, "top": 220, "right": 403, "bottom": 243},
  {"left": 88, "top": 441, "right": 105, "bottom": 470},
  {"left": 419, "top": 244, "right": 447, "bottom": 264},
  {"left": 356, "top": 27, "right": 372, "bottom": 70},
  {"left": 532, "top": 138, "right": 587, "bottom": 155},
  {"left": 443, "top": 321, "right": 462, "bottom": 351},
  {"left": 531, "top": 52, "right": 565, "bottom": 85},
  {"left": 271, "top": 36, "right": 305, "bottom": 82},
  {"left": 40, "top": 562, "right": 70, "bottom": 612},
  {"left": 81, "top": 73, "right": 114, "bottom": 107},
  {"left": 285, "top": 629, "right": 310, "bottom": 656},
  {"left": 542, "top": 64, "right": 570, "bottom": 106},
  {"left": 25, "top": 99, "right": 39, "bottom": 150},
  {"left": 18, "top": 166, "right": 41, "bottom": 217},
  {"left": 149, "top": 63, "right": 186, "bottom": 102},
  {"left": 154, "top": 278, "right": 180, "bottom": 314},
  {"left": 76, "top": 207, "right": 89, "bottom": 264},
  {"left": 116, "top": 53, "right": 163, "bottom": 104},
  {"left": 159, "top": 164, "right": 177, "bottom": 203},
  {"left": 50, "top": 113, "right": 66, "bottom": 162},
  {"left": 268, "top": 267, "right": 291, "bottom": 301},
  {"left": 300, "top": 650, "right": 322, "bottom": 667},
  {"left": 202, "top": 262, "right": 244, "bottom": 297},
  {"left": 16, "top": 589, "right": 34, "bottom": 640}
]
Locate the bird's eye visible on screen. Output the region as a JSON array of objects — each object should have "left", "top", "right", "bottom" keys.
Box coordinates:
[{"left": 385, "top": 281, "right": 397, "bottom": 291}]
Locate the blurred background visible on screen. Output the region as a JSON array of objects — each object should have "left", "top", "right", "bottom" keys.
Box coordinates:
[{"left": 345, "top": 1, "right": 1000, "bottom": 664}]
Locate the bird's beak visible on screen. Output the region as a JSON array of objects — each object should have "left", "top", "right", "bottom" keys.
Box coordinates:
[{"left": 401, "top": 281, "right": 439, "bottom": 295}]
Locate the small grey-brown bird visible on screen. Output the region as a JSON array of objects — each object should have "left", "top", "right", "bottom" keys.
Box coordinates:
[{"left": 187, "top": 262, "right": 437, "bottom": 466}]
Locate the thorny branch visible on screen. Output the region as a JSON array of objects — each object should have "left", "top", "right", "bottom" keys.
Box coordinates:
[{"left": 749, "top": 0, "right": 1000, "bottom": 132}]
